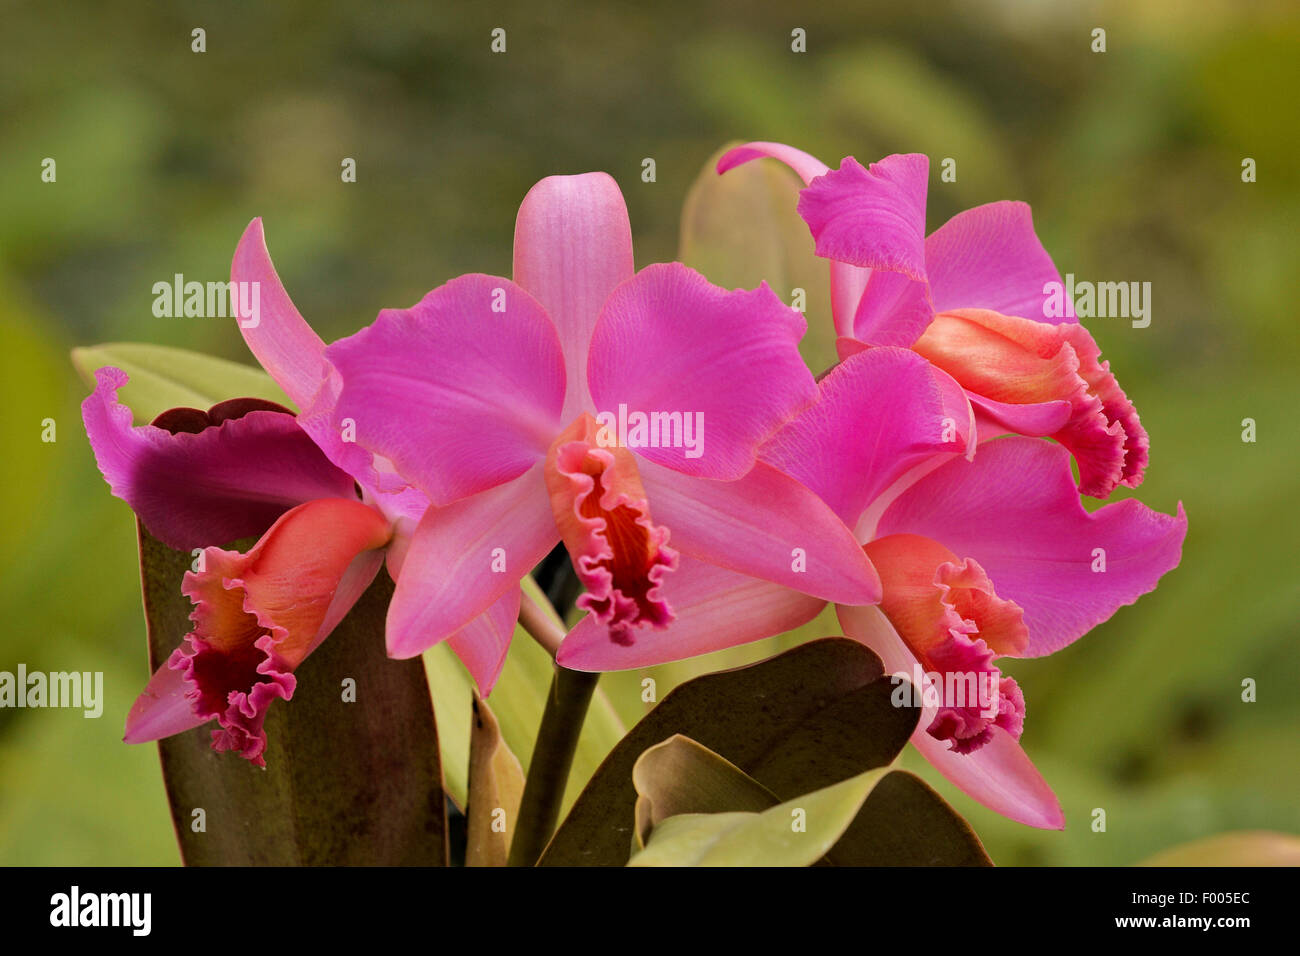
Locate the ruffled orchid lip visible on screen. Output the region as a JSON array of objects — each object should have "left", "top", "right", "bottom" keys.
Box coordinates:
[
  {"left": 544, "top": 414, "right": 678, "bottom": 645},
  {"left": 865, "top": 534, "right": 1029, "bottom": 756},
  {"left": 912, "top": 309, "right": 1149, "bottom": 498},
  {"left": 147, "top": 497, "right": 392, "bottom": 766}
]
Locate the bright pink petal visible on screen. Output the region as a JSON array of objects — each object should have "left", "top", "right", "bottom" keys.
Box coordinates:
[
  {"left": 82, "top": 367, "right": 358, "bottom": 550},
  {"left": 447, "top": 587, "right": 522, "bottom": 695},
  {"left": 325, "top": 274, "right": 565, "bottom": 507},
  {"left": 386, "top": 463, "right": 559, "bottom": 658},
  {"left": 875, "top": 437, "right": 1187, "bottom": 657},
  {"left": 124, "top": 660, "right": 209, "bottom": 744},
  {"left": 761, "top": 347, "right": 974, "bottom": 528},
  {"left": 230, "top": 218, "right": 330, "bottom": 409},
  {"left": 926, "top": 201, "right": 1070, "bottom": 324},
  {"left": 717, "top": 141, "right": 830, "bottom": 184},
  {"left": 837, "top": 603, "right": 1064, "bottom": 829},
  {"left": 717, "top": 141, "right": 871, "bottom": 338},
  {"left": 558, "top": 555, "right": 823, "bottom": 671},
  {"left": 513, "top": 172, "right": 635, "bottom": 422},
  {"left": 636, "top": 458, "right": 881, "bottom": 605},
  {"left": 587, "top": 262, "right": 817, "bottom": 480},
  {"left": 850, "top": 267, "right": 935, "bottom": 347},
  {"left": 796, "top": 154, "right": 930, "bottom": 280},
  {"left": 970, "top": 393, "right": 1074, "bottom": 442}
]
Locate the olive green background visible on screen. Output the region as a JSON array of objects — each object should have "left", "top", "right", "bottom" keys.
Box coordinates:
[{"left": 2, "top": 0, "right": 1296, "bottom": 865}]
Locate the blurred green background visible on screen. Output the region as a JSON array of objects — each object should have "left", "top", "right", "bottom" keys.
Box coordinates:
[{"left": 2, "top": 0, "right": 1296, "bottom": 865}]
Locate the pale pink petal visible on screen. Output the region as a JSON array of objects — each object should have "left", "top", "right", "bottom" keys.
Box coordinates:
[
  {"left": 447, "top": 587, "right": 522, "bottom": 695},
  {"left": 837, "top": 603, "right": 1064, "bottom": 829},
  {"left": 386, "top": 463, "right": 558, "bottom": 658},
  {"left": 588, "top": 262, "right": 816, "bottom": 480},
  {"left": 636, "top": 458, "right": 881, "bottom": 605},
  {"left": 325, "top": 275, "right": 565, "bottom": 507},
  {"left": 514, "top": 172, "right": 635, "bottom": 422},
  {"left": 875, "top": 437, "right": 1187, "bottom": 657},
  {"left": 82, "top": 367, "right": 358, "bottom": 550},
  {"left": 761, "top": 347, "right": 974, "bottom": 527},
  {"left": 926, "top": 201, "right": 1070, "bottom": 324},
  {"left": 558, "top": 555, "right": 823, "bottom": 671},
  {"left": 230, "top": 218, "right": 329, "bottom": 409}
]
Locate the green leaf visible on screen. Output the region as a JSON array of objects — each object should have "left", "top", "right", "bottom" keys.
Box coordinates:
[
  {"left": 630, "top": 734, "right": 990, "bottom": 866},
  {"left": 824, "top": 768, "right": 991, "bottom": 866},
  {"left": 540, "top": 637, "right": 917, "bottom": 865},
  {"left": 678, "top": 145, "right": 836, "bottom": 372},
  {"left": 632, "top": 735, "right": 781, "bottom": 849},
  {"left": 465, "top": 691, "right": 525, "bottom": 867},
  {"left": 71, "top": 342, "right": 291, "bottom": 422},
  {"left": 423, "top": 643, "right": 474, "bottom": 809},
  {"left": 628, "top": 768, "right": 891, "bottom": 867},
  {"left": 137, "top": 523, "right": 446, "bottom": 865},
  {"left": 1137, "top": 831, "right": 1300, "bottom": 867}
]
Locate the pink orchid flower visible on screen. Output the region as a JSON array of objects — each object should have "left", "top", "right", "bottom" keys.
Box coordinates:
[
  {"left": 306, "top": 172, "right": 880, "bottom": 684},
  {"left": 83, "top": 374, "right": 396, "bottom": 765},
  {"left": 82, "top": 222, "right": 506, "bottom": 763},
  {"left": 561, "top": 346, "right": 1187, "bottom": 828},
  {"left": 719, "top": 142, "right": 1147, "bottom": 500}
]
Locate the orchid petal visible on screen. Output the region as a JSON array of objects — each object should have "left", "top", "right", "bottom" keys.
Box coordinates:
[
  {"left": 636, "top": 458, "right": 881, "bottom": 605},
  {"left": 514, "top": 172, "right": 635, "bottom": 422},
  {"left": 230, "top": 218, "right": 329, "bottom": 409},
  {"left": 446, "top": 587, "right": 522, "bottom": 695},
  {"left": 124, "top": 660, "right": 209, "bottom": 744},
  {"left": 82, "top": 367, "right": 358, "bottom": 550},
  {"left": 796, "top": 154, "right": 930, "bottom": 280},
  {"left": 558, "top": 555, "right": 823, "bottom": 671},
  {"left": 716, "top": 141, "right": 830, "bottom": 185},
  {"left": 761, "top": 347, "right": 974, "bottom": 528},
  {"left": 716, "top": 141, "right": 870, "bottom": 341},
  {"left": 386, "top": 463, "right": 558, "bottom": 658},
  {"left": 926, "top": 201, "right": 1069, "bottom": 324},
  {"left": 588, "top": 262, "right": 816, "bottom": 480},
  {"left": 326, "top": 274, "right": 565, "bottom": 507},
  {"left": 838, "top": 603, "right": 1064, "bottom": 829},
  {"left": 970, "top": 393, "right": 1074, "bottom": 442},
  {"left": 850, "top": 267, "right": 935, "bottom": 347},
  {"left": 875, "top": 437, "right": 1187, "bottom": 657}
]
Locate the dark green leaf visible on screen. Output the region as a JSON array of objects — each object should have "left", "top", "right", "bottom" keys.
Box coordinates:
[{"left": 540, "top": 637, "right": 917, "bottom": 865}]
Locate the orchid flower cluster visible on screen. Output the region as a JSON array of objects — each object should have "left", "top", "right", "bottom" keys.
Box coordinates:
[{"left": 82, "top": 140, "right": 1186, "bottom": 858}]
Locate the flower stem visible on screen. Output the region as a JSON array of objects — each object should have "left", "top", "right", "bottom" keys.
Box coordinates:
[
  {"left": 518, "top": 576, "right": 566, "bottom": 658},
  {"left": 507, "top": 663, "right": 599, "bottom": 866}
]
